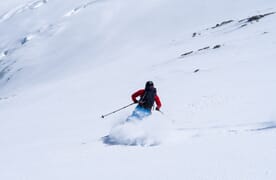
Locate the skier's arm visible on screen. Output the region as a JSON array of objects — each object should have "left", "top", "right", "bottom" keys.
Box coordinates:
[
  {"left": 155, "top": 95, "right": 162, "bottom": 110},
  {"left": 131, "top": 89, "right": 145, "bottom": 103}
]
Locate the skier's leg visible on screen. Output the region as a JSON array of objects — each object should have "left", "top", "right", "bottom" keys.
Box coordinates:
[{"left": 126, "top": 106, "right": 142, "bottom": 121}]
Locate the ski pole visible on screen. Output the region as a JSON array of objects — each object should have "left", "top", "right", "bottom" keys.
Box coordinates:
[
  {"left": 156, "top": 109, "right": 164, "bottom": 115},
  {"left": 101, "top": 102, "right": 136, "bottom": 118}
]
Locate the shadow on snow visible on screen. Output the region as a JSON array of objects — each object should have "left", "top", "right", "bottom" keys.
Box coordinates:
[{"left": 101, "top": 135, "right": 159, "bottom": 147}]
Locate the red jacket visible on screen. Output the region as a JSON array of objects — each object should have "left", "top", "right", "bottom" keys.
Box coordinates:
[{"left": 131, "top": 89, "right": 162, "bottom": 109}]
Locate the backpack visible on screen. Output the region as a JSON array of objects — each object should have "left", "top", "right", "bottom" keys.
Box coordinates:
[{"left": 139, "top": 87, "right": 156, "bottom": 110}]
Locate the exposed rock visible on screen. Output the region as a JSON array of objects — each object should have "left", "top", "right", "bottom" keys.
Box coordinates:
[
  {"left": 213, "top": 45, "right": 221, "bottom": 49},
  {"left": 194, "top": 69, "right": 200, "bottom": 73},
  {"left": 212, "top": 20, "right": 233, "bottom": 29},
  {"left": 239, "top": 12, "right": 275, "bottom": 23},
  {"left": 181, "top": 51, "right": 193, "bottom": 56},
  {"left": 192, "top": 32, "right": 201, "bottom": 37},
  {"left": 240, "top": 24, "right": 247, "bottom": 28},
  {"left": 4, "top": 50, "right": 9, "bottom": 55},
  {"left": 198, "top": 46, "right": 210, "bottom": 51},
  {"left": 21, "top": 37, "right": 28, "bottom": 45}
]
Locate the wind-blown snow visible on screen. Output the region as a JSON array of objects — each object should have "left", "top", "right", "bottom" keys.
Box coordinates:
[
  {"left": 103, "top": 112, "right": 174, "bottom": 146},
  {"left": 0, "top": 0, "right": 276, "bottom": 179}
]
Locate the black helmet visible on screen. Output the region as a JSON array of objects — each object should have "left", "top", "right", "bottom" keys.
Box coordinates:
[{"left": 145, "top": 81, "right": 154, "bottom": 89}]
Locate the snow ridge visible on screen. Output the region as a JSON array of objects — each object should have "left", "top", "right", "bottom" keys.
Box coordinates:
[{"left": 0, "top": 0, "right": 48, "bottom": 23}]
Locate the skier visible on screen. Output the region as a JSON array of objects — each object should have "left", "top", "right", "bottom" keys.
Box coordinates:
[{"left": 127, "top": 81, "right": 162, "bottom": 121}]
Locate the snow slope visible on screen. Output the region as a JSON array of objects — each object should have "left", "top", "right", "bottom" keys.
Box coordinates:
[{"left": 1, "top": 0, "right": 276, "bottom": 179}]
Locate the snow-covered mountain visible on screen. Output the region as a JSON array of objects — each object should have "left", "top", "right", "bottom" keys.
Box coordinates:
[{"left": 1, "top": 0, "right": 276, "bottom": 179}]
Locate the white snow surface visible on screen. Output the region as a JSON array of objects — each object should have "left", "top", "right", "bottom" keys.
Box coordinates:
[{"left": 1, "top": 0, "right": 276, "bottom": 179}]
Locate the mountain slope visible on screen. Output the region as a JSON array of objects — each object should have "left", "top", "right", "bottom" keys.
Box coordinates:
[{"left": 0, "top": 0, "right": 276, "bottom": 180}]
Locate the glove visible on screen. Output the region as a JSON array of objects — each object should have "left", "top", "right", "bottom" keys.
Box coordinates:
[
  {"left": 133, "top": 100, "right": 138, "bottom": 103},
  {"left": 155, "top": 107, "right": 160, "bottom": 111}
]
